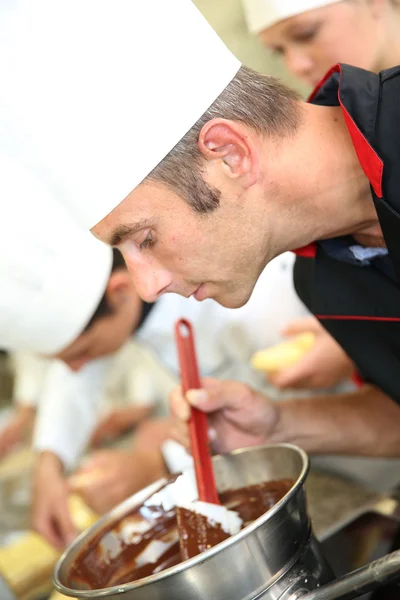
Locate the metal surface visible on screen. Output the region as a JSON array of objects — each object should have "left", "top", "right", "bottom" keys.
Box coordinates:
[
  {"left": 305, "top": 470, "right": 400, "bottom": 542},
  {"left": 296, "top": 550, "right": 400, "bottom": 600},
  {"left": 54, "top": 443, "right": 333, "bottom": 600}
]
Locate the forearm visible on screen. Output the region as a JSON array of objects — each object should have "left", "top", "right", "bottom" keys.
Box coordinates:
[
  {"left": 34, "top": 450, "right": 65, "bottom": 476},
  {"left": 118, "top": 405, "right": 154, "bottom": 427},
  {"left": 268, "top": 385, "right": 400, "bottom": 457},
  {"left": 33, "top": 451, "right": 66, "bottom": 499},
  {"left": 15, "top": 404, "right": 36, "bottom": 422},
  {"left": 132, "top": 418, "right": 172, "bottom": 452}
]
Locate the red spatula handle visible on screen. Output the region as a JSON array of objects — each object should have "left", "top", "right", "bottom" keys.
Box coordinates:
[{"left": 175, "top": 318, "right": 220, "bottom": 505}]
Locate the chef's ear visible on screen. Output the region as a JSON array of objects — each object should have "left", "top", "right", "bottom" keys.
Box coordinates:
[
  {"left": 105, "top": 270, "right": 133, "bottom": 308},
  {"left": 198, "top": 118, "right": 259, "bottom": 187}
]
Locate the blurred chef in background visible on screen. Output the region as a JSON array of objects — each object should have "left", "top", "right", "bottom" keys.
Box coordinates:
[
  {"left": 242, "top": 0, "right": 400, "bottom": 90},
  {"left": 240, "top": 0, "right": 400, "bottom": 390}
]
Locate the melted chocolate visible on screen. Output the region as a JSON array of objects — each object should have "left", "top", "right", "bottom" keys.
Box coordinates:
[
  {"left": 68, "top": 478, "right": 293, "bottom": 590},
  {"left": 220, "top": 479, "right": 293, "bottom": 525},
  {"left": 176, "top": 506, "right": 231, "bottom": 561}
]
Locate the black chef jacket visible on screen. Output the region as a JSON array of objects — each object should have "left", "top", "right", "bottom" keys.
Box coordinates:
[{"left": 293, "top": 63, "right": 400, "bottom": 404}]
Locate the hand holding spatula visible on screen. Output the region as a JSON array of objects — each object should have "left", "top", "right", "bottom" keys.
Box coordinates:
[{"left": 174, "top": 318, "right": 242, "bottom": 560}]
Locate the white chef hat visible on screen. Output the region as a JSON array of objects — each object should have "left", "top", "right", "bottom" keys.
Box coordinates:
[
  {"left": 0, "top": 156, "right": 113, "bottom": 354},
  {"left": 241, "top": 0, "right": 341, "bottom": 34},
  {"left": 1, "top": 0, "right": 241, "bottom": 230}
]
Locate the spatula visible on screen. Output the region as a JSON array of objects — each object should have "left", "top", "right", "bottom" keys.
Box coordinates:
[{"left": 174, "top": 318, "right": 242, "bottom": 560}]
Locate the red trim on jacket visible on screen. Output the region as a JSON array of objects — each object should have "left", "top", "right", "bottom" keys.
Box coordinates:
[
  {"left": 309, "top": 64, "right": 383, "bottom": 198},
  {"left": 308, "top": 64, "right": 339, "bottom": 102},
  {"left": 292, "top": 244, "right": 317, "bottom": 258},
  {"left": 352, "top": 371, "right": 364, "bottom": 387}
]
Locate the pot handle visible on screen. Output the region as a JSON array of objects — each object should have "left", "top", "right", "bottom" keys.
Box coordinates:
[{"left": 298, "top": 550, "right": 400, "bottom": 600}]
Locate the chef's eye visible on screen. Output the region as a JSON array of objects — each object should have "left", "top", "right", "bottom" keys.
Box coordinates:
[
  {"left": 139, "top": 231, "right": 154, "bottom": 250},
  {"left": 292, "top": 24, "right": 320, "bottom": 43},
  {"left": 271, "top": 46, "right": 284, "bottom": 57}
]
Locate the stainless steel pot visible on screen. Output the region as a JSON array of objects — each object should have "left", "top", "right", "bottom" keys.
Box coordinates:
[{"left": 54, "top": 444, "right": 400, "bottom": 600}]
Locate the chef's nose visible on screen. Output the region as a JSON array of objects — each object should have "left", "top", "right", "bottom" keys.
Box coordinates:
[
  {"left": 284, "top": 48, "right": 314, "bottom": 84},
  {"left": 123, "top": 255, "right": 173, "bottom": 303}
]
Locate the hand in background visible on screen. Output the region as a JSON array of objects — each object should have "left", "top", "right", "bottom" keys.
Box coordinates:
[
  {"left": 70, "top": 419, "right": 169, "bottom": 513},
  {"left": 268, "top": 317, "right": 355, "bottom": 390},
  {"left": 31, "top": 451, "right": 77, "bottom": 549}
]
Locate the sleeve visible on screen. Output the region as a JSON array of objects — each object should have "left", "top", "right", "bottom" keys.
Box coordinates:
[
  {"left": 11, "top": 352, "right": 50, "bottom": 407},
  {"left": 33, "top": 357, "right": 110, "bottom": 470}
]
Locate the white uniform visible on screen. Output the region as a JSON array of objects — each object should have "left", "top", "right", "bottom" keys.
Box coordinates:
[
  {"left": 31, "top": 253, "right": 308, "bottom": 469},
  {"left": 11, "top": 353, "right": 51, "bottom": 408}
]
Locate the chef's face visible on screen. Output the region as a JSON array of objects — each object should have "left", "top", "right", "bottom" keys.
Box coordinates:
[
  {"left": 92, "top": 178, "right": 272, "bottom": 309},
  {"left": 54, "top": 271, "right": 142, "bottom": 372},
  {"left": 261, "top": 1, "right": 386, "bottom": 89}
]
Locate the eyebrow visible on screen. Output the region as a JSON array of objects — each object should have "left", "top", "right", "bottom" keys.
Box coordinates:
[
  {"left": 108, "top": 219, "right": 154, "bottom": 246},
  {"left": 286, "top": 19, "right": 319, "bottom": 36}
]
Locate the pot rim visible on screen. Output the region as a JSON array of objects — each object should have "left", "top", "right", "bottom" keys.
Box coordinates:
[{"left": 54, "top": 442, "right": 310, "bottom": 597}]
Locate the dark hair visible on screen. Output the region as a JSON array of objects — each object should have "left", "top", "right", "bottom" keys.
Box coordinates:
[
  {"left": 83, "top": 249, "right": 126, "bottom": 331},
  {"left": 148, "top": 65, "right": 301, "bottom": 213}
]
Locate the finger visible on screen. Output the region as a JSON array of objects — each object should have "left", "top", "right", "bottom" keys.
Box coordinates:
[
  {"left": 56, "top": 491, "right": 78, "bottom": 546},
  {"left": 32, "top": 501, "right": 70, "bottom": 549},
  {"left": 266, "top": 370, "right": 282, "bottom": 387},
  {"left": 79, "top": 449, "right": 111, "bottom": 469},
  {"left": 270, "top": 353, "right": 316, "bottom": 389},
  {"left": 90, "top": 427, "right": 109, "bottom": 447},
  {"left": 68, "top": 468, "right": 106, "bottom": 491},
  {"left": 169, "top": 378, "right": 224, "bottom": 422},
  {"left": 77, "top": 479, "right": 110, "bottom": 514},
  {"left": 36, "top": 519, "right": 64, "bottom": 549},
  {"left": 170, "top": 385, "right": 190, "bottom": 421},
  {"left": 186, "top": 380, "right": 252, "bottom": 413},
  {"left": 169, "top": 420, "right": 190, "bottom": 450}
]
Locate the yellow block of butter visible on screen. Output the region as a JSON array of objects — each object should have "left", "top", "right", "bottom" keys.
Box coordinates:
[{"left": 251, "top": 333, "right": 315, "bottom": 373}]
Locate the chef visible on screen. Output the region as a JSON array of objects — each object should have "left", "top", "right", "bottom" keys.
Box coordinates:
[{"left": 3, "top": 2, "right": 400, "bottom": 458}]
